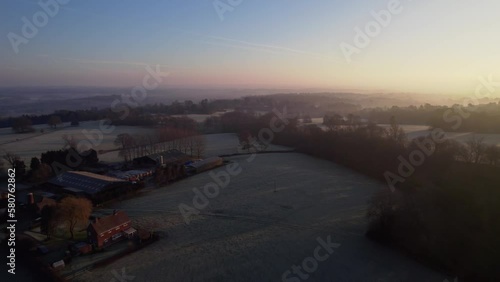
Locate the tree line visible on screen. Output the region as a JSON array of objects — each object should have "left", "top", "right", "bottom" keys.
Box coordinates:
[
  {"left": 1, "top": 147, "right": 99, "bottom": 183},
  {"left": 214, "top": 109, "right": 500, "bottom": 281},
  {"left": 1, "top": 98, "right": 243, "bottom": 131},
  {"left": 114, "top": 128, "right": 205, "bottom": 163},
  {"left": 362, "top": 102, "right": 500, "bottom": 133}
]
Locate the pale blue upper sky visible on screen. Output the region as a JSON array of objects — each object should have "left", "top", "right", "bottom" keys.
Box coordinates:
[{"left": 1, "top": 0, "right": 499, "bottom": 94}]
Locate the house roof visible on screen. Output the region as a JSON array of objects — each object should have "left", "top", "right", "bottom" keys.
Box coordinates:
[{"left": 89, "top": 211, "right": 131, "bottom": 235}]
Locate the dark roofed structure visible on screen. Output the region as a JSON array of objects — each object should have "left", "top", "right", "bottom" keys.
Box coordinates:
[
  {"left": 49, "top": 171, "right": 128, "bottom": 195},
  {"left": 133, "top": 149, "right": 191, "bottom": 167},
  {"left": 186, "top": 157, "right": 223, "bottom": 174},
  {"left": 46, "top": 171, "right": 135, "bottom": 204}
]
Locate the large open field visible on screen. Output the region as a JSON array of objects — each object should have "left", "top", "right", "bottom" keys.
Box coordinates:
[
  {"left": 75, "top": 134, "right": 446, "bottom": 282},
  {"left": 2, "top": 119, "right": 498, "bottom": 167},
  {"left": 310, "top": 119, "right": 500, "bottom": 146},
  {"left": 379, "top": 124, "right": 500, "bottom": 146},
  {"left": 0, "top": 121, "right": 156, "bottom": 163},
  {"left": 0, "top": 122, "right": 294, "bottom": 165}
]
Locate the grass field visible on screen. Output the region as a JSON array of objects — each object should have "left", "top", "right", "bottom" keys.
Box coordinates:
[
  {"left": 0, "top": 121, "right": 290, "bottom": 171},
  {"left": 75, "top": 134, "right": 446, "bottom": 282},
  {"left": 0, "top": 121, "right": 156, "bottom": 163},
  {"left": 1, "top": 119, "right": 498, "bottom": 166},
  {"left": 310, "top": 119, "right": 500, "bottom": 146}
]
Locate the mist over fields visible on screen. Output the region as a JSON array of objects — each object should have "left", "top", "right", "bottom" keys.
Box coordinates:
[
  {"left": 0, "top": 87, "right": 470, "bottom": 117},
  {"left": 2, "top": 0, "right": 500, "bottom": 280}
]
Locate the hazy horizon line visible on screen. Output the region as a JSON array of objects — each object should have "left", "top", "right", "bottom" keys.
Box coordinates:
[{"left": 0, "top": 85, "right": 467, "bottom": 97}]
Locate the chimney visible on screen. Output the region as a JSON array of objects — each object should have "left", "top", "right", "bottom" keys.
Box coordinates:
[{"left": 27, "top": 193, "right": 35, "bottom": 205}]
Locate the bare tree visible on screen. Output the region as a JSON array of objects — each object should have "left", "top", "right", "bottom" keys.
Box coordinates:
[
  {"left": 193, "top": 135, "right": 206, "bottom": 158},
  {"left": 115, "top": 133, "right": 135, "bottom": 162},
  {"left": 323, "top": 113, "right": 344, "bottom": 131},
  {"left": 146, "top": 134, "right": 157, "bottom": 155},
  {"left": 185, "top": 135, "right": 195, "bottom": 156},
  {"left": 12, "top": 116, "right": 34, "bottom": 133},
  {"left": 387, "top": 116, "right": 407, "bottom": 146},
  {"left": 58, "top": 197, "right": 92, "bottom": 239},
  {"left": 485, "top": 145, "right": 500, "bottom": 166},
  {"left": 48, "top": 115, "right": 62, "bottom": 129},
  {"left": 238, "top": 130, "right": 253, "bottom": 153},
  {"left": 464, "top": 135, "right": 486, "bottom": 164},
  {"left": 2, "top": 151, "right": 20, "bottom": 167},
  {"left": 178, "top": 134, "right": 187, "bottom": 154}
]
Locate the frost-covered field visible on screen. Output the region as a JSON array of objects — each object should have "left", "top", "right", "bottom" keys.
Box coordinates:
[
  {"left": 2, "top": 118, "right": 499, "bottom": 165},
  {"left": 76, "top": 139, "right": 445, "bottom": 282},
  {"left": 204, "top": 133, "right": 291, "bottom": 157},
  {"left": 172, "top": 112, "right": 228, "bottom": 123},
  {"left": 386, "top": 125, "right": 500, "bottom": 146},
  {"left": 0, "top": 122, "right": 289, "bottom": 164},
  {"left": 0, "top": 121, "right": 155, "bottom": 162},
  {"left": 310, "top": 120, "right": 500, "bottom": 146}
]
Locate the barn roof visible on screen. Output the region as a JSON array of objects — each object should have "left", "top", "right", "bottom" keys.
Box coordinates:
[
  {"left": 188, "top": 157, "right": 223, "bottom": 169},
  {"left": 89, "top": 211, "right": 131, "bottom": 235},
  {"left": 49, "top": 171, "right": 128, "bottom": 195}
]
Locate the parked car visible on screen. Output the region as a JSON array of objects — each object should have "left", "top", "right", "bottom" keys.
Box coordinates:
[{"left": 70, "top": 242, "right": 92, "bottom": 256}]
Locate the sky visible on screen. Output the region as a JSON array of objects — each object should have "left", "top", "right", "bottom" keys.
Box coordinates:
[{"left": 0, "top": 0, "right": 499, "bottom": 95}]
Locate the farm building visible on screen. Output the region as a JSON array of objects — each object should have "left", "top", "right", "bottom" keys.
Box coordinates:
[
  {"left": 133, "top": 149, "right": 191, "bottom": 167},
  {"left": 107, "top": 169, "right": 153, "bottom": 182},
  {"left": 87, "top": 210, "right": 136, "bottom": 248},
  {"left": 186, "top": 157, "right": 224, "bottom": 174},
  {"left": 154, "top": 162, "right": 187, "bottom": 185},
  {"left": 45, "top": 171, "right": 137, "bottom": 204}
]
